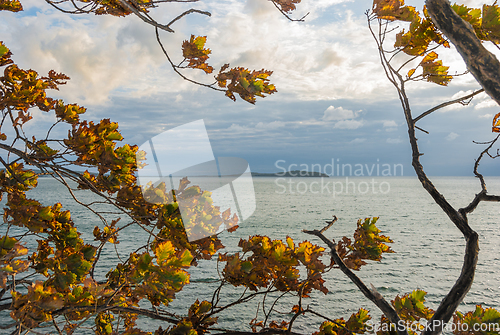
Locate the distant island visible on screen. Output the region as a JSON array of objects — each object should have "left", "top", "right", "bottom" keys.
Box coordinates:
[{"left": 252, "top": 170, "right": 329, "bottom": 177}]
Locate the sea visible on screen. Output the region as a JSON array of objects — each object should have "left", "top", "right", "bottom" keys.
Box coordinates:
[{"left": 1, "top": 176, "right": 499, "bottom": 333}]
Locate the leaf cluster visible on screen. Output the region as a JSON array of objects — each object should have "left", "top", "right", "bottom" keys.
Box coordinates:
[
  {"left": 314, "top": 309, "right": 372, "bottom": 335},
  {"left": 454, "top": 305, "right": 500, "bottom": 335},
  {"left": 216, "top": 66, "right": 277, "bottom": 104},
  {"left": 219, "top": 235, "right": 328, "bottom": 296},
  {"left": 337, "top": 217, "right": 394, "bottom": 270}
]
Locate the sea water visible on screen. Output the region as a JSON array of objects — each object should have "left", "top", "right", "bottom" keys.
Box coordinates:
[{"left": 1, "top": 176, "right": 499, "bottom": 333}]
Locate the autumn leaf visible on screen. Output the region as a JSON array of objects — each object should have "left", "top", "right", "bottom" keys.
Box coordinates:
[
  {"left": 482, "top": 4, "right": 500, "bottom": 42},
  {"left": 337, "top": 217, "right": 394, "bottom": 270},
  {"left": 313, "top": 309, "right": 371, "bottom": 335},
  {"left": 216, "top": 66, "right": 277, "bottom": 104},
  {"left": 272, "top": 0, "right": 301, "bottom": 13},
  {"left": 0, "top": 41, "right": 13, "bottom": 66},
  {"left": 181, "top": 35, "right": 214, "bottom": 74},
  {"left": 55, "top": 101, "right": 86, "bottom": 124},
  {"left": 155, "top": 241, "right": 175, "bottom": 266},
  {"left": 452, "top": 4, "right": 484, "bottom": 39},
  {"left": 453, "top": 305, "right": 500, "bottom": 335},
  {"left": 394, "top": 12, "right": 449, "bottom": 56},
  {"left": 0, "top": 0, "right": 23, "bottom": 12},
  {"left": 420, "top": 51, "right": 452, "bottom": 85},
  {"left": 392, "top": 290, "right": 434, "bottom": 322},
  {"left": 372, "top": 0, "right": 418, "bottom": 21},
  {"left": 492, "top": 112, "right": 500, "bottom": 132}
]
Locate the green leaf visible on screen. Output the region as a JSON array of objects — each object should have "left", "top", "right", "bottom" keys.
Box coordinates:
[
  {"left": 0, "top": 236, "right": 17, "bottom": 250},
  {"left": 178, "top": 249, "right": 193, "bottom": 267},
  {"left": 39, "top": 206, "right": 55, "bottom": 221},
  {"left": 198, "top": 301, "right": 212, "bottom": 314},
  {"left": 56, "top": 272, "right": 77, "bottom": 289},
  {"left": 241, "top": 261, "right": 253, "bottom": 273},
  {"left": 106, "top": 131, "right": 123, "bottom": 141},
  {"left": 155, "top": 241, "right": 175, "bottom": 265},
  {"left": 66, "top": 227, "right": 79, "bottom": 240},
  {"left": 0, "top": 44, "right": 9, "bottom": 57},
  {"left": 410, "top": 289, "right": 426, "bottom": 302},
  {"left": 81, "top": 245, "right": 96, "bottom": 260},
  {"left": 482, "top": 308, "right": 500, "bottom": 323}
]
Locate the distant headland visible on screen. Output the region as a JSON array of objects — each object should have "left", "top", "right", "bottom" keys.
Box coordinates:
[{"left": 251, "top": 170, "right": 329, "bottom": 177}]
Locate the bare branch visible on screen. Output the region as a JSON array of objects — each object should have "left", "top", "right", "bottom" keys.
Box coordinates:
[
  {"left": 117, "top": 0, "right": 174, "bottom": 32},
  {"left": 369, "top": 14, "right": 482, "bottom": 335},
  {"left": 270, "top": 0, "right": 309, "bottom": 22},
  {"left": 166, "top": 8, "right": 211, "bottom": 31},
  {"left": 155, "top": 27, "right": 226, "bottom": 92},
  {"left": 303, "top": 220, "right": 407, "bottom": 335},
  {"left": 413, "top": 89, "right": 485, "bottom": 123}
]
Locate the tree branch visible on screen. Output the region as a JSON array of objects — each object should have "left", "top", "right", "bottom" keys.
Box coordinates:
[
  {"left": 52, "top": 305, "right": 179, "bottom": 324},
  {"left": 426, "top": 0, "right": 500, "bottom": 105},
  {"left": 413, "top": 89, "right": 484, "bottom": 123},
  {"left": 368, "top": 15, "right": 482, "bottom": 335},
  {"left": 303, "top": 218, "right": 408, "bottom": 335}
]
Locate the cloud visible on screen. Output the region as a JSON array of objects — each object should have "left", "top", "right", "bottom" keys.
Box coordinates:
[
  {"left": 1, "top": 0, "right": 402, "bottom": 108},
  {"left": 322, "top": 105, "right": 356, "bottom": 121},
  {"left": 446, "top": 132, "right": 459, "bottom": 141},
  {"left": 255, "top": 121, "right": 286, "bottom": 129},
  {"left": 334, "top": 119, "right": 363, "bottom": 129},
  {"left": 1, "top": 10, "right": 173, "bottom": 106},
  {"left": 321, "top": 105, "right": 363, "bottom": 129},
  {"left": 201, "top": 0, "right": 392, "bottom": 101},
  {"left": 228, "top": 123, "right": 250, "bottom": 132},
  {"left": 475, "top": 99, "right": 497, "bottom": 110},
  {"left": 386, "top": 138, "right": 403, "bottom": 144},
  {"left": 383, "top": 120, "right": 398, "bottom": 128},
  {"left": 350, "top": 138, "right": 366, "bottom": 144},
  {"left": 479, "top": 114, "right": 494, "bottom": 119}
]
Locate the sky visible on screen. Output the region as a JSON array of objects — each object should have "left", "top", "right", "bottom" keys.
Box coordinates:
[{"left": 1, "top": 0, "right": 500, "bottom": 176}]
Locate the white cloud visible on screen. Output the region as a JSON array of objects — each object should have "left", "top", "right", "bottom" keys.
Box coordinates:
[
  {"left": 334, "top": 119, "right": 363, "bottom": 129},
  {"left": 228, "top": 123, "right": 249, "bottom": 132},
  {"left": 446, "top": 132, "right": 459, "bottom": 141},
  {"left": 322, "top": 106, "right": 356, "bottom": 121},
  {"left": 255, "top": 121, "right": 286, "bottom": 129},
  {"left": 383, "top": 120, "right": 398, "bottom": 128},
  {"left": 386, "top": 138, "right": 403, "bottom": 144},
  {"left": 350, "top": 138, "right": 366, "bottom": 144},
  {"left": 450, "top": 90, "right": 474, "bottom": 100},
  {"left": 1, "top": 10, "right": 182, "bottom": 106},
  {"left": 475, "top": 99, "right": 498, "bottom": 110},
  {"left": 479, "top": 114, "right": 494, "bottom": 119},
  {"left": 200, "top": 0, "right": 391, "bottom": 101},
  {"left": 441, "top": 103, "right": 468, "bottom": 112},
  {"left": 0, "top": 0, "right": 403, "bottom": 108}
]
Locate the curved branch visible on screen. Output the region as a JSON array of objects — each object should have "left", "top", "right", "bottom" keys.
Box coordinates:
[
  {"left": 303, "top": 218, "right": 408, "bottom": 335},
  {"left": 117, "top": 0, "right": 174, "bottom": 32},
  {"left": 270, "top": 0, "right": 309, "bottom": 22},
  {"left": 155, "top": 27, "right": 226, "bottom": 93},
  {"left": 460, "top": 134, "right": 500, "bottom": 215},
  {"left": 52, "top": 305, "right": 179, "bottom": 324},
  {"left": 166, "top": 8, "right": 211, "bottom": 31},
  {"left": 399, "top": 59, "right": 479, "bottom": 335},
  {"left": 368, "top": 15, "right": 482, "bottom": 335},
  {"left": 413, "top": 89, "right": 485, "bottom": 123}
]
